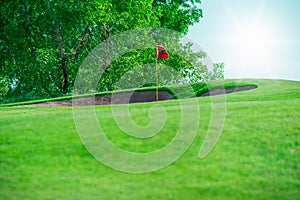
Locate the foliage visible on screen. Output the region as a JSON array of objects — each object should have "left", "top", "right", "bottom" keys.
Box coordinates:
[
  {"left": 1, "top": 0, "right": 223, "bottom": 103},
  {"left": 0, "top": 76, "right": 9, "bottom": 103}
]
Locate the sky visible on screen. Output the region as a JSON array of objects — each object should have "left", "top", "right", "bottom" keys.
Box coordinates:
[{"left": 187, "top": 0, "right": 300, "bottom": 81}]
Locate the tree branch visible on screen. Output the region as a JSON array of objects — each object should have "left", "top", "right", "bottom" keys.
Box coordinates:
[
  {"left": 55, "top": 27, "right": 65, "bottom": 60},
  {"left": 54, "top": 27, "right": 68, "bottom": 93},
  {"left": 69, "top": 26, "right": 93, "bottom": 59}
]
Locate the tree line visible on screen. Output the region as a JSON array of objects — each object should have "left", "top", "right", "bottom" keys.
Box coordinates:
[{"left": 0, "top": 0, "right": 223, "bottom": 103}]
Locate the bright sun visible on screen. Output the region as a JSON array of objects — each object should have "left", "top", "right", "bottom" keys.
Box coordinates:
[
  {"left": 232, "top": 24, "right": 273, "bottom": 65},
  {"left": 220, "top": 0, "right": 276, "bottom": 67}
]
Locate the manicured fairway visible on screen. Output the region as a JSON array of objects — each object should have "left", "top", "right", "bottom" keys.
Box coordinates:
[{"left": 0, "top": 79, "right": 299, "bottom": 199}]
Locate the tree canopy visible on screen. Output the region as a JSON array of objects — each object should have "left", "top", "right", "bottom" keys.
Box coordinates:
[{"left": 1, "top": 0, "right": 223, "bottom": 103}]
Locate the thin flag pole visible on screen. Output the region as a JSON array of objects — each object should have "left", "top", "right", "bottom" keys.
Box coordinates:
[
  {"left": 155, "top": 44, "right": 168, "bottom": 102},
  {"left": 156, "top": 56, "right": 159, "bottom": 102}
]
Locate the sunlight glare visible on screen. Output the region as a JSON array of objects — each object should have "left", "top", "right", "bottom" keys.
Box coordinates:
[{"left": 233, "top": 24, "right": 273, "bottom": 65}]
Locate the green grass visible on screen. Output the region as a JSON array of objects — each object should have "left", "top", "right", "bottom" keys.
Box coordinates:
[{"left": 0, "top": 79, "right": 299, "bottom": 199}]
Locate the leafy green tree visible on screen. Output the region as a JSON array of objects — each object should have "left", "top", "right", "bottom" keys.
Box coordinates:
[
  {"left": 152, "top": 0, "right": 202, "bottom": 34},
  {"left": 1, "top": 0, "right": 223, "bottom": 103}
]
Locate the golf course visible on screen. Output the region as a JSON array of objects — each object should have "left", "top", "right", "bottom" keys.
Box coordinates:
[{"left": 0, "top": 79, "right": 299, "bottom": 199}]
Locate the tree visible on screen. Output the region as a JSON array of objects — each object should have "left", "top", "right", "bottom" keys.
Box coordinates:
[
  {"left": 152, "top": 0, "right": 202, "bottom": 34},
  {"left": 1, "top": 0, "right": 223, "bottom": 103},
  {"left": 1, "top": 0, "right": 158, "bottom": 100}
]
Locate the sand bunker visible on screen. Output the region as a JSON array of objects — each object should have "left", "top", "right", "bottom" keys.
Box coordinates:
[
  {"left": 201, "top": 85, "right": 257, "bottom": 96},
  {"left": 30, "top": 85, "right": 257, "bottom": 106}
]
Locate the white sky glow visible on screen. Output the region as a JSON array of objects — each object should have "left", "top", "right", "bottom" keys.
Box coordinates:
[{"left": 187, "top": 0, "right": 300, "bottom": 81}]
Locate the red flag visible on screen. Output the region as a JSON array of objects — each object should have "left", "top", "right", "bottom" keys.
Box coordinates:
[{"left": 156, "top": 45, "right": 169, "bottom": 59}]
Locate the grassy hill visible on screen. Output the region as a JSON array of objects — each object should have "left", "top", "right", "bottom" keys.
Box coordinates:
[{"left": 0, "top": 79, "right": 299, "bottom": 200}]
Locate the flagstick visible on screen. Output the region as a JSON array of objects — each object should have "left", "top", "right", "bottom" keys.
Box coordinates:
[{"left": 156, "top": 57, "right": 159, "bottom": 102}]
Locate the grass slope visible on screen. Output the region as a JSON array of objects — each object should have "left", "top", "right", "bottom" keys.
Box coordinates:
[{"left": 0, "top": 79, "right": 299, "bottom": 200}]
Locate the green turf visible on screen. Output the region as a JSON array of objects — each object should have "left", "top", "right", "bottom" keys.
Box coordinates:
[{"left": 0, "top": 79, "right": 299, "bottom": 199}]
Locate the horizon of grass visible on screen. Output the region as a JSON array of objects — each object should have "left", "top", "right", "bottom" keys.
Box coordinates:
[{"left": 0, "top": 79, "right": 299, "bottom": 200}]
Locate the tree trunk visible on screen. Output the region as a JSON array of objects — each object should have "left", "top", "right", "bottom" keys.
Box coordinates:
[
  {"left": 61, "top": 57, "right": 69, "bottom": 93},
  {"left": 55, "top": 28, "right": 69, "bottom": 93}
]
